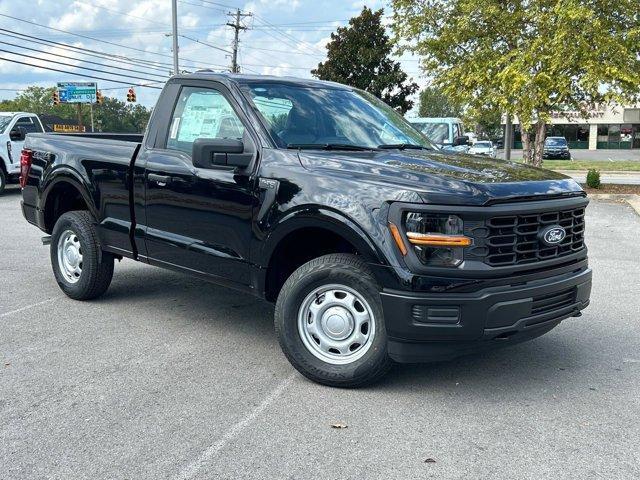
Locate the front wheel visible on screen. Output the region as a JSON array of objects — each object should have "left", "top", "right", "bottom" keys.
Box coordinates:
[
  {"left": 0, "top": 168, "right": 6, "bottom": 195},
  {"left": 51, "top": 211, "right": 114, "bottom": 300},
  {"left": 275, "top": 254, "right": 392, "bottom": 387}
]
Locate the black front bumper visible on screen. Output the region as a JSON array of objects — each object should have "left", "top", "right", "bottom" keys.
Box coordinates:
[{"left": 381, "top": 267, "right": 591, "bottom": 363}]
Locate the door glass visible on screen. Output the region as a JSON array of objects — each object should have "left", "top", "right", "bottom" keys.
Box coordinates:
[{"left": 166, "top": 87, "right": 245, "bottom": 155}]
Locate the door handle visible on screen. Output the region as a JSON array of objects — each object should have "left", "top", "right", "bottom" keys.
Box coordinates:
[{"left": 148, "top": 173, "right": 171, "bottom": 186}]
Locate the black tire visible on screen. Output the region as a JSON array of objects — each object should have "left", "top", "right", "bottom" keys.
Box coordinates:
[
  {"left": 0, "top": 168, "right": 6, "bottom": 195},
  {"left": 50, "top": 211, "right": 114, "bottom": 300},
  {"left": 275, "top": 254, "right": 392, "bottom": 387}
]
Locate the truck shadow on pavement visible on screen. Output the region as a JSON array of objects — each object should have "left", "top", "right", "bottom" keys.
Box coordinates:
[{"left": 99, "top": 265, "right": 591, "bottom": 394}]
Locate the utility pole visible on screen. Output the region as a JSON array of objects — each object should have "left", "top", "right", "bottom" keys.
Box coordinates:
[
  {"left": 76, "top": 103, "right": 83, "bottom": 130},
  {"left": 171, "top": 0, "right": 179, "bottom": 75},
  {"left": 227, "top": 9, "right": 250, "bottom": 73}
]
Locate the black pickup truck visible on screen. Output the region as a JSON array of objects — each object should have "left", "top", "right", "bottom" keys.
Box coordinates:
[{"left": 20, "top": 73, "right": 591, "bottom": 387}]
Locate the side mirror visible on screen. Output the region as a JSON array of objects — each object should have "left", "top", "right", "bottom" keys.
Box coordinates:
[
  {"left": 9, "top": 126, "right": 26, "bottom": 141},
  {"left": 453, "top": 136, "right": 468, "bottom": 147},
  {"left": 192, "top": 138, "right": 253, "bottom": 169}
]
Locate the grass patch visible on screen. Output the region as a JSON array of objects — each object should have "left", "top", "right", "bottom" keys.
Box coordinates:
[{"left": 514, "top": 159, "right": 640, "bottom": 171}]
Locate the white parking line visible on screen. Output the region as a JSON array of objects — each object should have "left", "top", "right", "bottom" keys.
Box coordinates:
[
  {"left": 0, "top": 297, "right": 58, "bottom": 318},
  {"left": 175, "top": 372, "right": 297, "bottom": 480}
]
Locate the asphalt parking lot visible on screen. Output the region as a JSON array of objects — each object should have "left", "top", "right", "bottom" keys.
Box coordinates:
[{"left": 1, "top": 184, "right": 639, "bottom": 480}]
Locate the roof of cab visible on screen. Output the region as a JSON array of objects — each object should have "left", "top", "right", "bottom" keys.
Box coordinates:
[{"left": 171, "top": 71, "right": 352, "bottom": 90}]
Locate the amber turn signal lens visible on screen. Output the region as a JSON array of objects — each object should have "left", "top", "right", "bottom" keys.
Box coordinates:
[
  {"left": 406, "top": 232, "right": 472, "bottom": 247},
  {"left": 388, "top": 222, "right": 408, "bottom": 256}
]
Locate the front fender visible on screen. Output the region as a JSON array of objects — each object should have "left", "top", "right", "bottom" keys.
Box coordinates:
[{"left": 254, "top": 205, "right": 389, "bottom": 268}]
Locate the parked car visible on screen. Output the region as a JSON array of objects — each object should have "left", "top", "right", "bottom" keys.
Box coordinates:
[
  {"left": 20, "top": 73, "right": 591, "bottom": 387},
  {"left": 0, "top": 112, "right": 44, "bottom": 194},
  {"left": 468, "top": 140, "right": 496, "bottom": 157},
  {"left": 408, "top": 117, "right": 465, "bottom": 148},
  {"left": 543, "top": 136, "right": 571, "bottom": 160}
]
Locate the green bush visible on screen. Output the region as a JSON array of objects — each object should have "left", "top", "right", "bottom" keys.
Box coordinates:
[{"left": 586, "top": 169, "right": 601, "bottom": 189}]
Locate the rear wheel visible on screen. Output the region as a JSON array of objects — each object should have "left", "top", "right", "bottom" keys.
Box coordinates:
[
  {"left": 275, "top": 254, "right": 392, "bottom": 387},
  {"left": 51, "top": 211, "right": 114, "bottom": 300}
]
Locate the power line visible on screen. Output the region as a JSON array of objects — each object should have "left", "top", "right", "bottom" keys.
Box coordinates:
[
  {"left": 0, "top": 56, "right": 164, "bottom": 89},
  {"left": 0, "top": 48, "right": 166, "bottom": 83},
  {"left": 0, "top": 13, "right": 213, "bottom": 70},
  {"left": 252, "top": 15, "right": 326, "bottom": 56},
  {"left": 0, "top": 29, "right": 173, "bottom": 73},
  {"left": 0, "top": 39, "right": 169, "bottom": 81}
]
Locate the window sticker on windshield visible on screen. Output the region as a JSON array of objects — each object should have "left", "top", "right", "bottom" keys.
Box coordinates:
[{"left": 169, "top": 117, "right": 181, "bottom": 139}]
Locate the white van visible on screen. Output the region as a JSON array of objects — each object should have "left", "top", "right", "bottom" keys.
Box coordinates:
[
  {"left": 0, "top": 112, "right": 45, "bottom": 194},
  {"left": 408, "top": 117, "right": 465, "bottom": 147}
]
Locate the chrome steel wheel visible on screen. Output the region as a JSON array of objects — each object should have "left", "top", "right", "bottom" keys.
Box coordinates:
[
  {"left": 297, "top": 284, "right": 376, "bottom": 365},
  {"left": 57, "top": 229, "right": 83, "bottom": 284}
]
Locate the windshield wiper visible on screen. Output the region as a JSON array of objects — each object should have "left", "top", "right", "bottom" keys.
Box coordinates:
[
  {"left": 287, "top": 143, "right": 378, "bottom": 151},
  {"left": 378, "top": 143, "right": 431, "bottom": 150}
]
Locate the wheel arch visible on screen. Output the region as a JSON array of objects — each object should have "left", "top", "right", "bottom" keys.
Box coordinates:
[
  {"left": 42, "top": 174, "right": 98, "bottom": 233},
  {"left": 259, "top": 208, "right": 387, "bottom": 302}
]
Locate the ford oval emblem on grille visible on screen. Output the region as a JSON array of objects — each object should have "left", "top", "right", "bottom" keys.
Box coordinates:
[{"left": 539, "top": 225, "right": 566, "bottom": 246}]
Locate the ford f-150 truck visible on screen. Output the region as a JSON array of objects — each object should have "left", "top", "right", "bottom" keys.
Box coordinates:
[{"left": 20, "top": 73, "right": 591, "bottom": 387}]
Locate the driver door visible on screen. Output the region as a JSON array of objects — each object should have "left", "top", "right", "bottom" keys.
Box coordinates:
[{"left": 141, "top": 83, "right": 259, "bottom": 287}]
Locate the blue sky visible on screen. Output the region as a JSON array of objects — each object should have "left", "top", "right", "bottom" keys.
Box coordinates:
[{"left": 0, "top": 0, "right": 425, "bottom": 108}]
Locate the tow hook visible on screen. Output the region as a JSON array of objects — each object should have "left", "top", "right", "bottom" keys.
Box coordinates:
[{"left": 41, "top": 235, "right": 51, "bottom": 245}]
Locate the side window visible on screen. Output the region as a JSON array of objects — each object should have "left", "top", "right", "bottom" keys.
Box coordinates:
[
  {"left": 166, "top": 86, "right": 245, "bottom": 155},
  {"left": 16, "top": 116, "right": 42, "bottom": 134}
]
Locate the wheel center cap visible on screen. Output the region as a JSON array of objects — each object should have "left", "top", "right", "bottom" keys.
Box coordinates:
[
  {"left": 321, "top": 307, "right": 354, "bottom": 340},
  {"left": 66, "top": 247, "right": 78, "bottom": 266}
]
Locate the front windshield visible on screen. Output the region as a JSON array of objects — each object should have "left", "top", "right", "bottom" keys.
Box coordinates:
[
  {"left": 241, "top": 83, "right": 435, "bottom": 150},
  {"left": 413, "top": 122, "right": 449, "bottom": 144},
  {"left": 0, "top": 115, "right": 12, "bottom": 133},
  {"left": 475, "top": 141, "right": 492, "bottom": 148},
  {"left": 546, "top": 137, "right": 567, "bottom": 146}
]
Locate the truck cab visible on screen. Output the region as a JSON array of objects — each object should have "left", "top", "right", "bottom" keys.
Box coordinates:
[{"left": 0, "top": 112, "right": 44, "bottom": 194}]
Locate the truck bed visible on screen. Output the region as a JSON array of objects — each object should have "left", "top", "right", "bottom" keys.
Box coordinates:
[{"left": 21, "top": 132, "right": 143, "bottom": 256}]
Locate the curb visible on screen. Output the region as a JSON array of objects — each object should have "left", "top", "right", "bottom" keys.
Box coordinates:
[
  {"left": 588, "top": 193, "right": 640, "bottom": 217},
  {"left": 554, "top": 170, "right": 640, "bottom": 176}
]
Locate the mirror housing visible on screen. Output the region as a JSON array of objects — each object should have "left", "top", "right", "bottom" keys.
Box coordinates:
[
  {"left": 9, "top": 126, "right": 26, "bottom": 142},
  {"left": 453, "top": 135, "right": 469, "bottom": 147},
  {"left": 192, "top": 138, "right": 252, "bottom": 169}
]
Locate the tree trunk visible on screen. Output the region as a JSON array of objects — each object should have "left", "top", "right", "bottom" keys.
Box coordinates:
[
  {"left": 521, "top": 128, "right": 533, "bottom": 165},
  {"left": 532, "top": 120, "right": 546, "bottom": 167}
]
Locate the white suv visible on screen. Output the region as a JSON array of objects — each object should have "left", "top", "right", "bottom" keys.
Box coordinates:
[{"left": 0, "top": 112, "right": 45, "bottom": 195}]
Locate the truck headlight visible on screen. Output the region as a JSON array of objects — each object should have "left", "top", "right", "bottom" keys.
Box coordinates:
[{"left": 392, "top": 213, "right": 472, "bottom": 267}]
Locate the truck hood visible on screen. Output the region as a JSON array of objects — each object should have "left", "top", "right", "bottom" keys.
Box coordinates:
[{"left": 297, "top": 149, "right": 584, "bottom": 205}]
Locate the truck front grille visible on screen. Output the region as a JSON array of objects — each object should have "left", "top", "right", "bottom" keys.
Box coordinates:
[{"left": 470, "top": 206, "right": 586, "bottom": 267}]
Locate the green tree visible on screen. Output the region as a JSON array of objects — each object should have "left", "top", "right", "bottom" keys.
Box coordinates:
[
  {"left": 94, "top": 97, "right": 151, "bottom": 133},
  {"left": 0, "top": 86, "right": 151, "bottom": 133},
  {"left": 391, "top": 0, "right": 640, "bottom": 166},
  {"left": 0, "top": 86, "right": 75, "bottom": 118},
  {"left": 417, "top": 86, "right": 462, "bottom": 118},
  {"left": 312, "top": 7, "right": 419, "bottom": 114}
]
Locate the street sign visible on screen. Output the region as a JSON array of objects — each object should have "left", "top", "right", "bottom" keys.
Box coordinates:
[{"left": 56, "top": 82, "right": 97, "bottom": 103}]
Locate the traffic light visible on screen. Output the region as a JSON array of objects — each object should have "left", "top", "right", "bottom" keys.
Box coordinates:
[
  {"left": 96, "top": 90, "right": 104, "bottom": 104},
  {"left": 126, "top": 88, "right": 136, "bottom": 102},
  {"left": 52, "top": 90, "right": 60, "bottom": 105}
]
